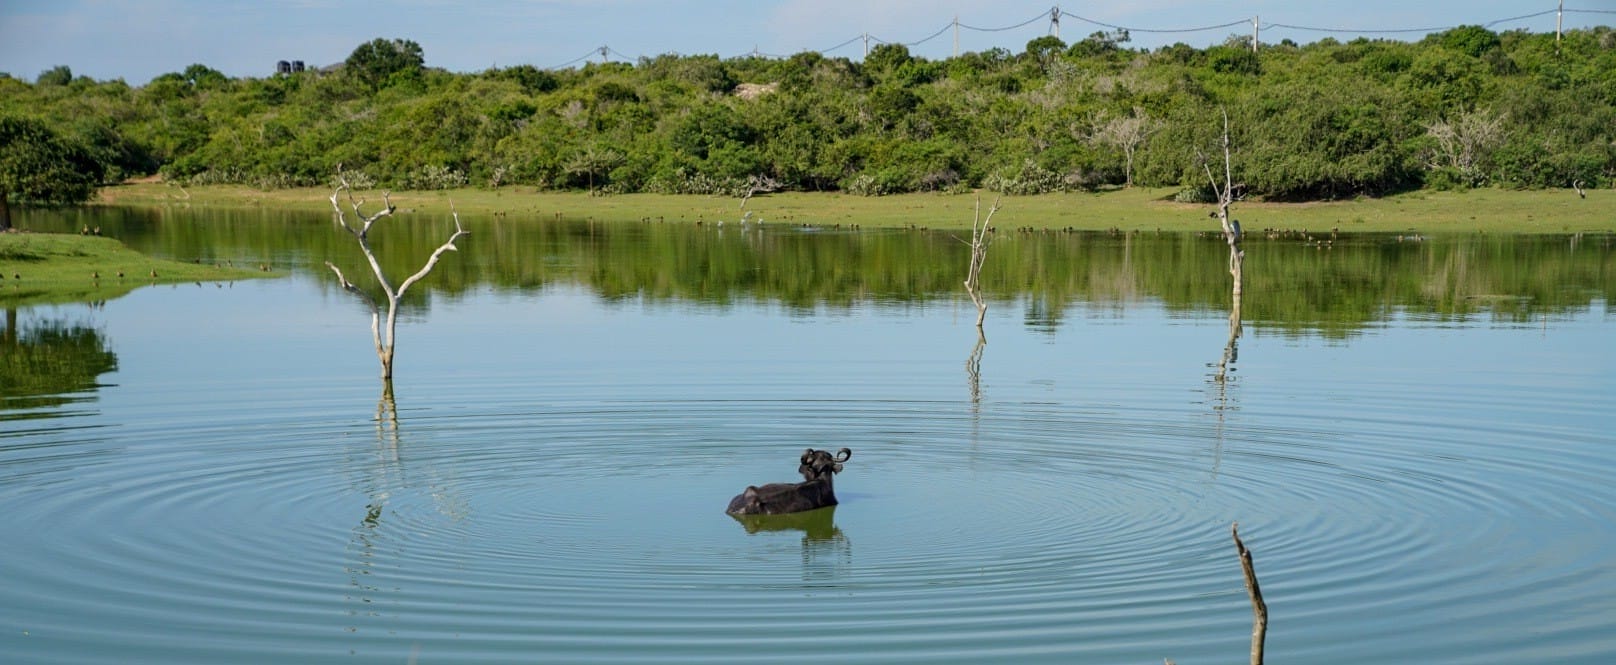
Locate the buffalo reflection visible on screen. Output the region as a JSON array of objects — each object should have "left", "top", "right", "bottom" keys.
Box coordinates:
[
  {"left": 730, "top": 504, "right": 842, "bottom": 539},
  {"left": 730, "top": 505, "right": 851, "bottom": 583}
]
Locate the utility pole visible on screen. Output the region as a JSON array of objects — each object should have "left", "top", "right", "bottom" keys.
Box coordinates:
[
  {"left": 598, "top": 45, "right": 609, "bottom": 64},
  {"left": 1050, "top": 6, "right": 1061, "bottom": 39},
  {"left": 954, "top": 15, "right": 960, "bottom": 57},
  {"left": 1557, "top": 0, "right": 1564, "bottom": 51},
  {"left": 863, "top": 32, "right": 870, "bottom": 58},
  {"left": 1252, "top": 16, "right": 1260, "bottom": 53}
]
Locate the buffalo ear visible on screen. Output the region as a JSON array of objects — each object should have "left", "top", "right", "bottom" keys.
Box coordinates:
[{"left": 801, "top": 448, "right": 816, "bottom": 464}]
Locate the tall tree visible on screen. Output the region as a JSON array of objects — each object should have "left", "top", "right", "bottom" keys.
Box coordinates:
[
  {"left": 0, "top": 116, "right": 102, "bottom": 231},
  {"left": 1089, "top": 107, "right": 1154, "bottom": 187},
  {"left": 35, "top": 65, "right": 72, "bottom": 86},
  {"left": 345, "top": 38, "right": 425, "bottom": 91}
]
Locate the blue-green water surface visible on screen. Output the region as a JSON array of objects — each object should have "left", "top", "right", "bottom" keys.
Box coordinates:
[{"left": 2, "top": 213, "right": 1613, "bottom": 663}]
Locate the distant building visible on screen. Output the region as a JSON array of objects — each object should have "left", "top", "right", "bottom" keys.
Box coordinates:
[{"left": 276, "top": 60, "right": 291, "bottom": 75}]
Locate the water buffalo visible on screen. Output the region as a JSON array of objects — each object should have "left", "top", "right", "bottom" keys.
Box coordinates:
[{"left": 726, "top": 448, "right": 851, "bottom": 516}]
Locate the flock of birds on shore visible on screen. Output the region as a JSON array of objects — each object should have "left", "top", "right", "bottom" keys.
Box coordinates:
[{"left": 1, "top": 225, "right": 272, "bottom": 285}]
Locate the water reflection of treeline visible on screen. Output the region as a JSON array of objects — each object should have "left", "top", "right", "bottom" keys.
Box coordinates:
[
  {"left": 24, "top": 208, "right": 1615, "bottom": 336},
  {"left": 1, "top": 309, "right": 118, "bottom": 416}
]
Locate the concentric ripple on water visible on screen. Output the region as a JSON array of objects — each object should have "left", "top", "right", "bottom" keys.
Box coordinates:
[{"left": 2, "top": 285, "right": 1613, "bottom": 664}]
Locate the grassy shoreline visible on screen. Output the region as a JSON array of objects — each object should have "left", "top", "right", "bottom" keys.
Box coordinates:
[
  {"left": 96, "top": 182, "right": 1614, "bottom": 234},
  {"left": 1, "top": 232, "right": 273, "bottom": 307}
]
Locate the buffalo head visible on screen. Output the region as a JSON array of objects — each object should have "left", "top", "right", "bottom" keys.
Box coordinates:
[{"left": 798, "top": 447, "right": 852, "bottom": 481}]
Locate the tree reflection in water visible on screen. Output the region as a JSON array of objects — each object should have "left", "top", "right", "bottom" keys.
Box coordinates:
[
  {"left": 344, "top": 385, "right": 467, "bottom": 634},
  {"left": 0, "top": 306, "right": 118, "bottom": 417},
  {"left": 1207, "top": 293, "right": 1243, "bottom": 480}
]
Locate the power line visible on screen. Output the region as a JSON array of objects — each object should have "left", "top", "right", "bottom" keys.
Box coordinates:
[
  {"left": 1263, "top": 22, "right": 1456, "bottom": 35},
  {"left": 560, "top": 4, "right": 1611, "bottom": 68},
  {"left": 545, "top": 48, "right": 600, "bottom": 71},
  {"left": 901, "top": 21, "right": 956, "bottom": 49},
  {"left": 1484, "top": 9, "right": 1559, "bottom": 29},
  {"left": 845, "top": 11, "right": 1053, "bottom": 56},
  {"left": 1266, "top": 8, "right": 1561, "bottom": 36},
  {"left": 1060, "top": 12, "right": 1249, "bottom": 35},
  {"left": 818, "top": 34, "right": 865, "bottom": 55},
  {"left": 958, "top": 11, "right": 1047, "bottom": 33}
]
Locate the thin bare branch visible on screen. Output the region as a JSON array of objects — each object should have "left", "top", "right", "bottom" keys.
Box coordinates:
[
  {"left": 330, "top": 187, "right": 357, "bottom": 235},
  {"left": 324, "top": 261, "right": 372, "bottom": 306},
  {"left": 1232, "top": 522, "right": 1268, "bottom": 665},
  {"left": 326, "top": 260, "right": 384, "bottom": 360},
  {"left": 331, "top": 166, "right": 396, "bottom": 239},
  {"left": 396, "top": 201, "right": 470, "bottom": 296}
]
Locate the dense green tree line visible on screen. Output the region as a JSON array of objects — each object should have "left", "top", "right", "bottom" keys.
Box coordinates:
[
  {"left": 0, "top": 115, "right": 104, "bottom": 230},
  {"left": 2, "top": 26, "right": 1613, "bottom": 203}
]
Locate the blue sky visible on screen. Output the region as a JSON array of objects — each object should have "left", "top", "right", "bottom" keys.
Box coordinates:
[{"left": 1, "top": 1, "right": 1609, "bottom": 85}]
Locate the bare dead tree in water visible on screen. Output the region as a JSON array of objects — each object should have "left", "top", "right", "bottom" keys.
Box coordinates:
[
  {"left": 961, "top": 197, "right": 1002, "bottom": 329},
  {"left": 326, "top": 168, "right": 468, "bottom": 382},
  {"left": 1233, "top": 523, "right": 1268, "bottom": 665},
  {"left": 958, "top": 199, "right": 999, "bottom": 408},
  {"left": 1200, "top": 109, "right": 1244, "bottom": 298},
  {"left": 1164, "top": 522, "right": 1268, "bottom": 665}
]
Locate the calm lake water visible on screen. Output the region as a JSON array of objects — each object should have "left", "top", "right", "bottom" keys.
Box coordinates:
[{"left": 3, "top": 207, "right": 1614, "bottom": 664}]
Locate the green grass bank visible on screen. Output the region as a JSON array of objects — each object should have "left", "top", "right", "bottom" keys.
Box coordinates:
[{"left": 0, "top": 232, "right": 273, "bottom": 307}]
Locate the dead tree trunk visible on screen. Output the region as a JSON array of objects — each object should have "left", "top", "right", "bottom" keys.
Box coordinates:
[
  {"left": 962, "top": 197, "right": 1002, "bottom": 329},
  {"left": 326, "top": 169, "right": 468, "bottom": 382},
  {"left": 738, "top": 174, "right": 781, "bottom": 210},
  {"left": 1232, "top": 523, "right": 1268, "bottom": 665},
  {"left": 1201, "top": 110, "right": 1244, "bottom": 298}
]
